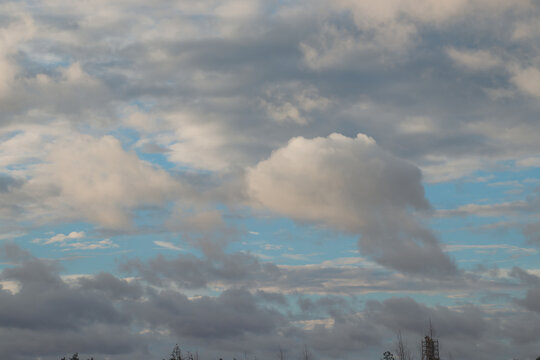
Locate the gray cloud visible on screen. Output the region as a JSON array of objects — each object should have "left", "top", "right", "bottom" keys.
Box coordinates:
[
  {"left": 0, "top": 246, "right": 146, "bottom": 360},
  {"left": 247, "top": 133, "right": 456, "bottom": 276},
  {"left": 0, "top": 1, "right": 540, "bottom": 359},
  {"left": 0, "top": 244, "right": 538, "bottom": 360}
]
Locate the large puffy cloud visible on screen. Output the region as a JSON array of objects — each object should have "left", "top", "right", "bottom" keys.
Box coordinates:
[
  {"left": 0, "top": 126, "right": 182, "bottom": 229},
  {"left": 247, "top": 133, "right": 428, "bottom": 231},
  {"left": 34, "top": 134, "right": 180, "bottom": 228},
  {"left": 247, "top": 133, "right": 456, "bottom": 276}
]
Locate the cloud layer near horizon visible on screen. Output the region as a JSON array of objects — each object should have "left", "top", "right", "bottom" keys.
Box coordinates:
[{"left": 1, "top": 244, "right": 540, "bottom": 360}]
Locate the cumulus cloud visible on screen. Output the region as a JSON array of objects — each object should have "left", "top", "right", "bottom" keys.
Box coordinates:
[
  {"left": 34, "top": 134, "right": 181, "bottom": 228},
  {"left": 247, "top": 133, "right": 455, "bottom": 276},
  {"left": 0, "top": 126, "right": 182, "bottom": 229}
]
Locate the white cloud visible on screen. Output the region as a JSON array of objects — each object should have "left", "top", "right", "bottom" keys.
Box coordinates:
[
  {"left": 512, "top": 16, "right": 540, "bottom": 41},
  {"left": 420, "top": 155, "right": 487, "bottom": 183},
  {"left": 141, "top": 110, "right": 250, "bottom": 172},
  {"left": 43, "top": 231, "right": 85, "bottom": 245},
  {"left": 262, "top": 244, "right": 282, "bottom": 251},
  {"left": 445, "top": 244, "right": 537, "bottom": 254},
  {"left": 247, "top": 133, "right": 455, "bottom": 275},
  {"left": 62, "top": 239, "right": 119, "bottom": 251},
  {"left": 0, "top": 125, "right": 182, "bottom": 229},
  {"left": 33, "top": 134, "right": 181, "bottom": 228},
  {"left": 33, "top": 231, "right": 119, "bottom": 251},
  {"left": 510, "top": 66, "right": 540, "bottom": 98},
  {"left": 247, "top": 133, "right": 427, "bottom": 232},
  {"left": 154, "top": 241, "right": 183, "bottom": 251},
  {"left": 437, "top": 201, "right": 528, "bottom": 218},
  {"left": 446, "top": 48, "right": 502, "bottom": 71},
  {"left": 516, "top": 157, "right": 540, "bottom": 168}
]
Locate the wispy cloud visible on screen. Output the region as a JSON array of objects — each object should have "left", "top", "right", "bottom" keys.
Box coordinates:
[{"left": 153, "top": 241, "right": 183, "bottom": 251}]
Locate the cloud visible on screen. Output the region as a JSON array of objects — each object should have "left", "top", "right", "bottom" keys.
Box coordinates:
[
  {"left": 516, "top": 157, "right": 540, "bottom": 168},
  {"left": 154, "top": 241, "right": 184, "bottom": 251},
  {"left": 260, "top": 82, "right": 329, "bottom": 125},
  {"left": 62, "top": 239, "right": 119, "bottom": 251},
  {"left": 511, "top": 66, "right": 540, "bottom": 98},
  {"left": 42, "top": 231, "right": 85, "bottom": 245},
  {"left": 0, "top": 174, "right": 25, "bottom": 193},
  {"left": 247, "top": 133, "right": 456, "bottom": 276},
  {"left": 300, "top": 22, "right": 416, "bottom": 71},
  {"left": 0, "top": 12, "right": 35, "bottom": 98},
  {"left": 0, "top": 251, "right": 147, "bottom": 360},
  {"left": 437, "top": 201, "right": 529, "bottom": 218},
  {"left": 0, "top": 128, "right": 182, "bottom": 229},
  {"left": 0, "top": 243, "right": 538, "bottom": 360},
  {"left": 121, "top": 250, "right": 281, "bottom": 290},
  {"left": 446, "top": 48, "right": 502, "bottom": 71},
  {"left": 39, "top": 134, "right": 180, "bottom": 228},
  {"left": 512, "top": 16, "right": 540, "bottom": 41},
  {"left": 0, "top": 1, "right": 540, "bottom": 359}
]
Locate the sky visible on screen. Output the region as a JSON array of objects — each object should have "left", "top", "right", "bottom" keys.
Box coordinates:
[{"left": 0, "top": 0, "right": 540, "bottom": 359}]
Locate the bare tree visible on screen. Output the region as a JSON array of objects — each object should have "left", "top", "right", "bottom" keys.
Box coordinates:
[
  {"left": 167, "top": 344, "right": 182, "bottom": 360},
  {"left": 301, "top": 345, "right": 311, "bottom": 360},
  {"left": 279, "top": 347, "right": 286, "bottom": 360},
  {"left": 395, "top": 331, "right": 413, "bottom": 360}
]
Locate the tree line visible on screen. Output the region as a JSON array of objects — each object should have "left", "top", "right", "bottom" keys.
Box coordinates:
[{"left": 59, "top": 342, "right": 540, "bottom": 360}]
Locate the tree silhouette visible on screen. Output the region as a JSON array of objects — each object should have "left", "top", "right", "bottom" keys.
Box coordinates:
[
  {"left": 301, "top": 345, "right": 311, "bottom": 360},
  {"left": 395, "top": 331, "right": 412, "bottom": 360},
  {"left": 167, "top": 344, "right": 182, "bottom": 360},
  {"left": 60, "top": 354, "right": 93, "bottom": 360}
]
